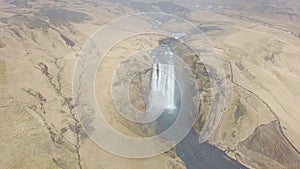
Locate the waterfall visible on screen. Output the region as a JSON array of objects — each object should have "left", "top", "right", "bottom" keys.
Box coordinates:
[
  {"left": 148, "top": 44, "right": 182, "bottom": 136},
  {"left": 150, "top": 62, "right": 176, "bottom": 111},
  {"left": 151, "top": 63, "right": 158, "bottom": 90},
  {"left": 166, "top": 64, "right": 175, "bottom": 109}
]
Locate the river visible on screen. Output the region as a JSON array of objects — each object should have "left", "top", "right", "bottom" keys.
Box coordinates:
[{"left": 176, "top": 130, "right": 248, "bottom": 169}]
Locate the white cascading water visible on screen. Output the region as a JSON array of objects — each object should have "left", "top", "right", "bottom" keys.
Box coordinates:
[
  {"left": 151, "top": 63, "right": 158, "bottom": 90},
  {"left": 150, "top": 62, "right": 176, "bottom": 110},
  {"left": 158, "top": 64, "right": 167, "bottom": 93},
  {"left": 147, "top": 43, "right": 178, "bottom": 123},
  {"left": 166, "top": 64, "right": 175, "bottom": 109}
]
